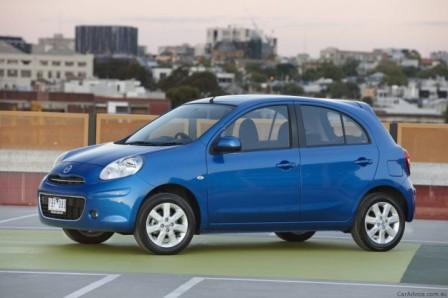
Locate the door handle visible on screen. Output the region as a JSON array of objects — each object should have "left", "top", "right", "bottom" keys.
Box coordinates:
[
  {"left": 276, "top": 160, "right": 296, "bottom": 170},
  {"left": 354, "top": 157, "right": 373, "bottom": 166}
]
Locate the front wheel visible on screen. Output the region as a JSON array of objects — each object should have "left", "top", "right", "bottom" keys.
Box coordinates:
[
  {"left": 351, "top": 192, "right": 405, "bottom": 251},
  {"left": 275, "top": 231, "right": 315, "bottom": 242},
  {"left": 63, "top": 229, "right": 114, "bottom": 244},
  {"left": 134, "top": 193, "right": 196, "bottom": 255}
]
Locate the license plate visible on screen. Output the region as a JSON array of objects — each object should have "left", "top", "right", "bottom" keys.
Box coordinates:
[{"left": 48, "top": 197, "right": 66, "bottom": 214}]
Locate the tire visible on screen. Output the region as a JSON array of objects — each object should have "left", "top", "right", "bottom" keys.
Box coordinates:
[
  {"left": 275, "top": 231, "right": 315, "bottom": 242},
  {"left": 351, "top": 192, "right": 405, "bottom": 251},
  {"left": 63, "top": 229, "right": 114, "bottom": 244},
  {"left": 134, "top": 192, "right": 196, "bottom": 255}
]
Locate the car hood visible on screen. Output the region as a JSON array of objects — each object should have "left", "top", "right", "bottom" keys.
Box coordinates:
[{"left": 63, "top": 142, "right": 176, "bottom": 166}]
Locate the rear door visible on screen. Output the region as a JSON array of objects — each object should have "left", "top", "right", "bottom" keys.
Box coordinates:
[{"left": 297, "top": 105, "right": 379, "bottom": 222}]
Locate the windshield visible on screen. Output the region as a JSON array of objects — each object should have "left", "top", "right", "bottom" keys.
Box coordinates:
[{"left": 123, "top": 103, "right": 234, "bottom": 146}]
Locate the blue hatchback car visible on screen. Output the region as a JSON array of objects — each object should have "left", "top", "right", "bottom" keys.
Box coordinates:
[{"left": 38, "top": 95, "right": 415, "bottom": 254}]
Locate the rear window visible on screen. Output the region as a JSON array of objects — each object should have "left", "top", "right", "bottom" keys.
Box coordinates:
[{"left": 301, "top": 105, "right": 369, "bottom": 147}]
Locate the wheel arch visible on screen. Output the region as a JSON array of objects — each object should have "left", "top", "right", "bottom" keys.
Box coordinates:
[
  {"left": 144, "top": 183, "right": 202, "bottom": 234},
  {"left": 357, "top": 185, "right": 409, "bottom": 221}
]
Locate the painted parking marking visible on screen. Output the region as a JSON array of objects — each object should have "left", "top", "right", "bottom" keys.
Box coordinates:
[
  {"left": 0, "top": 213, "right": 37, "bottom": 224},
  {"left": 162, "top": 276, "right": 448, "bottom": 298},
  {"left": 65, "top": 274, "right": 120, "bottom": 298},
  {"left": 0, "top": 270, "right": 120, "bottom": 298},
  {"left": 314, "top": 235, "right": 448, "bottom": 245},
  {"left": 164, "top": 277, "right": 205, "bottom": 298},
  {"left": 204, "top": 277, "right": 448, "bottom": 290}
]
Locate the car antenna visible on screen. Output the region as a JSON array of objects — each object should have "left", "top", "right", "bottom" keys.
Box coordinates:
[{"left": 209, "top": 96, "right": 215, "bottom": 103}]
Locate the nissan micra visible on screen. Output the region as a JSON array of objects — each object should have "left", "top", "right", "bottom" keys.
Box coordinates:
[{"left": 38, "top": 95, "right": 415, "bottom": 254}]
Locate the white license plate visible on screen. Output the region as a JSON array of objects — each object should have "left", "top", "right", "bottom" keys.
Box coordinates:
[{"left": 48, "top": 197, "right": 66, "bottom": 214}]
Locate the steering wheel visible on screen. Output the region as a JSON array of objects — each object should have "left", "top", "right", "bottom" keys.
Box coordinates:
[{"left": 174, "top": 132, "right": 192, "bottom": 142}]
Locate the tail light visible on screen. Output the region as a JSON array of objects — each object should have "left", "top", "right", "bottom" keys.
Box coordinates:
[{"left": 404, "top": 150, "right": 411, "bottom": 176}]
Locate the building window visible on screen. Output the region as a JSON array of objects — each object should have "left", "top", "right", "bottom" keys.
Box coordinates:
[
  {"left": 78, "top": 72, "right": 86, "bottom": 78},
  {"left": 65, "top": 71, "right": 74, "bottom": 79},
  {"left": 56, "top": 71, "right": 61, "bottom": 79},
  {"left": 78, "top": 62, "right": 87, "bottom": 67},
  {"left": 20, "top": 70, "right": 31, "bottom": 78},
  {"left": 40, "top": 60, "right": 48, "bottom": 66},
  {"left": 52, "top": 61, "right": 61, "bottom": 66},
  {"left": 7, "top": 69, "right": 18, "bottom": 77},
  {"left": 37, "top": 71, "right": 43, "bottom": 79},
  {"left": 7, "top": 60, "right": 18, "bottom": 65},
  {"left": 65, "top": 61, "right": 74, "bottom": 66},
  {"left": 0, "top": 59, "right": 4, "bottom": 64},
  {"left": 0, "top": 69, "right": 4, "bottom": 77},
  {"left": 48, "top": 71, "right": 53, "bottom": 79}
]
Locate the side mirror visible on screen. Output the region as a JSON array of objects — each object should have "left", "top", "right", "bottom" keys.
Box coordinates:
[{"left": 213, "top": 136, "right": 241, "bottom": 153}]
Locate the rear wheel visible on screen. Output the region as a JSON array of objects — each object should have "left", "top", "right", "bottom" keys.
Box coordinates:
[
  {"left": 275, "top": 231, "right": 315, "bottom": 242},
  {"left": 63, "top": 229, "right": 114, "bottom": 244},
  {"left": 134, "top": 193, "right": 196, "bottom": 255},
  {"left": 351, "top": 192, "right": 405, "bottom": 251}
]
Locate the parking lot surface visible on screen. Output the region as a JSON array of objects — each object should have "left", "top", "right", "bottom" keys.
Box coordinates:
[{"left": 0, "top": 206, "right": 447, "bottom": 298}]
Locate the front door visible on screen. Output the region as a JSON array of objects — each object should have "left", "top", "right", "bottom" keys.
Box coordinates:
[{"left": 206, "top": 105, "right": 301, "bottom": 225}]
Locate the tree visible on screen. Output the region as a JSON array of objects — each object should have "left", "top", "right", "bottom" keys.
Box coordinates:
[
  {"left": 342, "top": 59, "right": 359, "bottom": 77},
  {"left": 166, "top": 85, "right": 200, "bottom": 108},
  {"left": 327, "top": 82, "right": 359, "bottom": 99},
  {"left": 275, "top": 63, "right": 299, "bottom": 81},
  {"left": 374, "top": 61, "right": 408, "bottom": 86},
  {"left": 159, "top": 70, "right": 223, "bottom": 97},
  {"left": 94, "top": 58, "right": 155, "bottom": 89},
  {"left": 184, "top": 72, "right": 223, "bottom": 96},
  {"left": 417, "top": 63, "right": 448, "bottom": 79},
  {"left": 158, "top": 68, "right": 189, "bottom": 91},
  {"left": 319, "top": 62, "right": 343, "bottom": 81},
  {"left": 273, "top": 83, "right": 304, "bottom": 96}
]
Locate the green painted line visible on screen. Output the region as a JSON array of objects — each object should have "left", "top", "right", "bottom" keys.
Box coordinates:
[
  {"left": 0, "top": 230, "right": 419, "bottom": 283},
  {"left": 401, "top": 244, "right": 448, "bottom": 286}
]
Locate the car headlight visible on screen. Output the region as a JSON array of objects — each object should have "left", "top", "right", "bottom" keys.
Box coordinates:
[
  {"left": 53, "top": 152, "right": 68, "bottom": 168},
  {"left": 99, "top": 156, "right": 144, "bottom": 180}
]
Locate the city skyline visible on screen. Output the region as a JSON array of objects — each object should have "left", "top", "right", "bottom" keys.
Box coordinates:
[{"left": 1, "top": 0, "right": 448, "bottom": 57}]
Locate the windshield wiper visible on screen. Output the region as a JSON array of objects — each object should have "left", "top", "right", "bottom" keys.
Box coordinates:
[{"left": 124, "top": 141, "right": 186, "bottom": 146}]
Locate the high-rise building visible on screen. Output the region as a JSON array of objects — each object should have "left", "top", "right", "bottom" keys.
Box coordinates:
[
  {"left": 75, "top": 25, "right": 138, "bottom": 57},
  {"left": 206, "top": 26, "right": 277, "bottom": 63}
]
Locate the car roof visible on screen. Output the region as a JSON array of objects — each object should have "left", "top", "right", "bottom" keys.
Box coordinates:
[{"left": 189, "top": 94, "right": 368, "bottom": 111}]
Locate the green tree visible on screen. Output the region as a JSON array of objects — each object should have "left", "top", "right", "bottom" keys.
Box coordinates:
[
  {"left": 341, "top": 59, "right": 359, "bottom": 77},
  {"left": 275, "top": 63, "right": 299, "bottom": 81},
  {"left": 327, "top": 82, "right": 359, "bottom": 99},
  {"left": 375, "top": 61, "right": 408, "bottom": 86},
  {"left": 319, "top": 62, "right": 343, "bottom": 81},
  {"left": 184, "top": 72, "right": 223, "bottom": 96},
  {"left": 158, "top": 68, "right": 189, "bottom": 91},
  {"left": 94, "top": 58, "right": 155, "bottom": 89},
  {"left": 166, "top": 85, "right": 201, "bottom": 107},
  {"left": 273, "top": 83, "right": 304, "bottom": 96},
  {"left": 417, "top": 63, "right": 448, "bottom": 79}
]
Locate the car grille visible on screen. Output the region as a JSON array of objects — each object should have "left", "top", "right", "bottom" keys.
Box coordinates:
[
  {"left": 47, "top": 174, "right": 85, "bottom": 185},
  {"left": 39, "top": 193, "right": 85, "bottom": 220}
]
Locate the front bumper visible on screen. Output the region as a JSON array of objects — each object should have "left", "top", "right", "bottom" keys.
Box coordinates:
[{"left": 38, "top": 174, "right": 153, "bottom": 234}]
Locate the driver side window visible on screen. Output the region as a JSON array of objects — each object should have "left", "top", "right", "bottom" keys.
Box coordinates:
[{"left": 222, "top": 105, "right": 290, "bottom": 151}]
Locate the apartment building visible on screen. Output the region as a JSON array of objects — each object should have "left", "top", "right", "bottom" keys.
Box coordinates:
[{"left": 0, "top": 41, "right": 93, "bottom": 90}]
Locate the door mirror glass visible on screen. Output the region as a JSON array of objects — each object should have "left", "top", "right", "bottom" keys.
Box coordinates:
[{"left": 213, "top": 136, "right": 241, "bottom": 153}]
